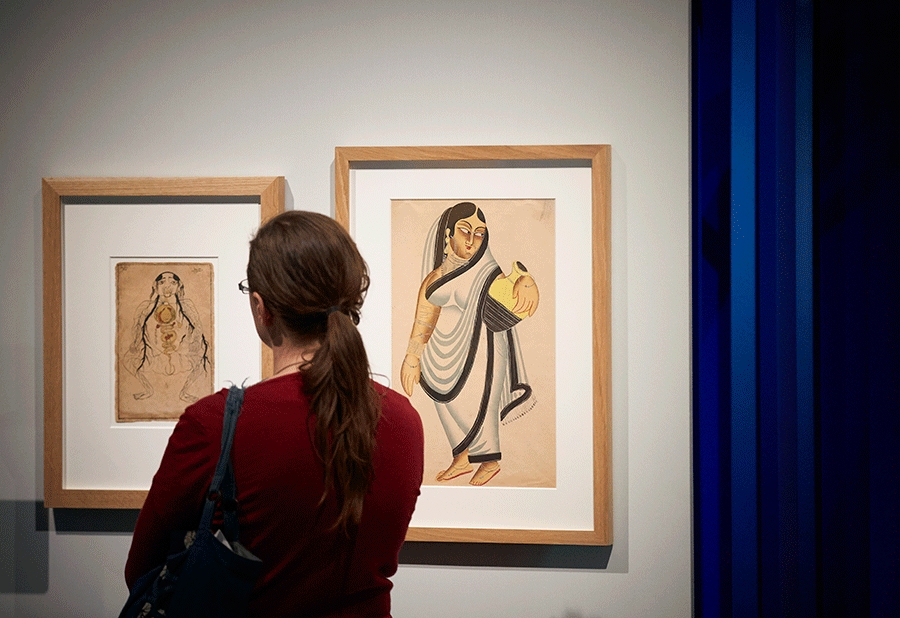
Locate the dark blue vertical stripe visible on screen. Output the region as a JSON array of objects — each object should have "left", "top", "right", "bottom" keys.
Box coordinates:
[
  {"left": 755, "top": 0, "right": 777, "bottom": 612},
  {"left": 793, "top": 1, "right": 815, "bottom": 616},
  {"left": 730, "top": 2, "right": 758, "bottom": 616},
  {"left": 692, "top": 1, "right": 734, "bottom": 614},
  {"left": 815, "top": 3, "right": 870, "bottom": 613},
  {"left": 815, "top": 3, "right": 900, "bottom": 616},
  {"left": 758, "top": 2, "right": 802, "bottom": 616}
]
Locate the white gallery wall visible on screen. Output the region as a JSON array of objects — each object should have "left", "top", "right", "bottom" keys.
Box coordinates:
[{"left": 0, "top": 1, "right": 690, "bottom": 616}]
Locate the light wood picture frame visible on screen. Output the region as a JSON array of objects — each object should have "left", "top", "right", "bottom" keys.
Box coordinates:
[
  {"left": 43, "top": 176, "right": 284, "bottom": 509},
  {"left": 335, "top": 146, "right": 611, "bottom": 545}
]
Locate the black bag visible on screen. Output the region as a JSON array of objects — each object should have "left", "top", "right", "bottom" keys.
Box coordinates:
[{"left": 120, "top": 386, "right": 263, "bottom": 618}]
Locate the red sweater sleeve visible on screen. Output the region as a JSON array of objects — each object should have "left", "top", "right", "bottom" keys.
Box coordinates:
[{"left": 124, "top": 405, "right": 220, "bottom": 589}]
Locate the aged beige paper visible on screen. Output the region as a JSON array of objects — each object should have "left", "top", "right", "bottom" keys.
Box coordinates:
[
  {"left": 392, "top": 199, "right": 556, "bottom": 488},
  {"left": 115, "top": 262, "right": 214, "bottom": 422}
]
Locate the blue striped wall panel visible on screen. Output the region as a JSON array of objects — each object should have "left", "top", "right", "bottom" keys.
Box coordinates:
[{"left": 693, "top": 0, "right": 898, "bottom": 615}]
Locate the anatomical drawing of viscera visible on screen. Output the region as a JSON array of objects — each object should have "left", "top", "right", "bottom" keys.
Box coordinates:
[
  {"left": 115, "top": 262, "right": 214, "bottom": 422},
  {"left": 392, "top": 199, "right": 557, "bottom": 489}
]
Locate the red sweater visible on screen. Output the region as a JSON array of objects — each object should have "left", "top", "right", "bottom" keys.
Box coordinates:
[{"left": 125, "top": 373, "right": 424, "bottom": 617}]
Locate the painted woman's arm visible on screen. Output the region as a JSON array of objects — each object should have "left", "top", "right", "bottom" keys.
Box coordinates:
[{"left": 400, "top": 270, "right": 441, "bottom": 396}]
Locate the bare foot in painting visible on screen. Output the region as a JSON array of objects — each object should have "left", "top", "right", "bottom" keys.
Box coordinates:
[
  {"left": 469, "top": 461, "right": 501, "bottom": 486},
  {"left": 436, "top": 451, "right": 473, "bottom": 481},
  {"left": 133, "top": 390, "right": 153, "bottom": 400}
]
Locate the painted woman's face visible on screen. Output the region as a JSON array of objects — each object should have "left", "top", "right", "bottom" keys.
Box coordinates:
[{"left": 449, "top": 212, "right": 486, "bottom": 260}]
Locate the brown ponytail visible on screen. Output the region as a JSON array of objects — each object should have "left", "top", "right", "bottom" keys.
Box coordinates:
[{"left": 247, "top": 211, "right": 380, "bottom": 532}]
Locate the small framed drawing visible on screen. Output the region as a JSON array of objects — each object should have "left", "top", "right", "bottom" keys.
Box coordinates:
[
  {"left": 335, "top": 146, "right": 611, "bottom": 545},
  {"left": 43, "top": 176, "right": 284, "bottom": 509}
]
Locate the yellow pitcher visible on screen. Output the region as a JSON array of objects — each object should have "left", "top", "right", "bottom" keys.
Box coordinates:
[{"left": 488, "top": 261, "right": 531, "bottom": 320}]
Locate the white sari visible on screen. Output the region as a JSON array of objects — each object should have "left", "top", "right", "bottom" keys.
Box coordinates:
[{"left": 419, "top": 214, "right": 535, "bottom": 462}]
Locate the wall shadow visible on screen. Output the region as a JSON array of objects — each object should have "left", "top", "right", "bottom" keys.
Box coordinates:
[
  {"left": 0, "top": 501, "right": 49, "bottom": 593},
  {"left": 399, "top": 541, "right": 612, "bottom": 569},
  {"left": 6, "top": 502, "right": 611, "bottom": 572},
  {"left": 53, "top": 508, "right": 140, "bottom": 533}
]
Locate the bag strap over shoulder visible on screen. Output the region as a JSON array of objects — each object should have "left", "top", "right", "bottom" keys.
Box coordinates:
[{"left": 199, "top": 385, "right": 245, "bottom": 535}]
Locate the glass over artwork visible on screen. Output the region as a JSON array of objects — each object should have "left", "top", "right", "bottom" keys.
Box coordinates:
[
  {"left": 392, "top": 199, "right": 557, "bottom": 489},
  {"left": 115, "top": 261, "right": 215, "bottom": 421}
]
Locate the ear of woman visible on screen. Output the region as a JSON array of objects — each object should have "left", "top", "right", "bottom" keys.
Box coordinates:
[
  {"left": 250, "top": 289, "right": 267, "bottom": 321},
  {"left": 250, "top": 291, "right": 281, "bottom": 348}
]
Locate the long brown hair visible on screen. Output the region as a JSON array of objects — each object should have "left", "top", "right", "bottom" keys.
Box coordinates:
[{"left": 247, "top": 210, "right": 380, "bottom": 532}]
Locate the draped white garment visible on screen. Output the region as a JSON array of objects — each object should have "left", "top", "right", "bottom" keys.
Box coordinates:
[{"left": 418, "top": 219, "right": 534, "bottom": 460}]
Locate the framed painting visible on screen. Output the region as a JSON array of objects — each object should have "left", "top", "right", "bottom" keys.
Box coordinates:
[
  {"left": 335, "top": 146, "right": 611, "bottom": 545},
  {"left": 43, "top": 176, "right": 284, "bottom": 509}
]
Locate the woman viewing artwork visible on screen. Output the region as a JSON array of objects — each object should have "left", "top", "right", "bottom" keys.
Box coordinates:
[
  {"left": 397, "top": 200, "right": 556, "bottom": 488},
  {"left": 125, "top": 211, "right": 424, "bottom": 617}
]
